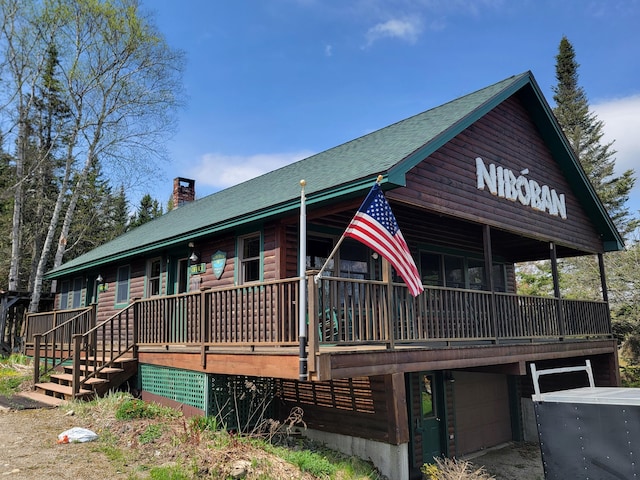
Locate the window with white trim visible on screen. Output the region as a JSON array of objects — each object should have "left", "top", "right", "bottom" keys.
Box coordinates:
[
  {"left": 239, "top": 233, "right": 261, "bottom": 284},
  {"left": 146, "top": 258, "right": 162, "bottom": 296}
]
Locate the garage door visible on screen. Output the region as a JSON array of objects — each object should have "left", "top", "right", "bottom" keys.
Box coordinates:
[{"left": 453, "top": 371, "right": 511, "bottom": 455}]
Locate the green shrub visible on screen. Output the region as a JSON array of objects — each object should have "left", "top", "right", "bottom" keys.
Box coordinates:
[{"left": 115, "top": 398, "right": 178, "bottom": 420}]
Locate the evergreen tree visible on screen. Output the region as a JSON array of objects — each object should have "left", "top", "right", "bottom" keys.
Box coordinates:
[
  {"left": 65, "top": 165, "right": 130, "bottom": 261},
  {"left": 129, "top": 194, "right": 163, "bottom": 229},
  {"left": 553, "top": 36, "right": 636, "bottom": 237}
]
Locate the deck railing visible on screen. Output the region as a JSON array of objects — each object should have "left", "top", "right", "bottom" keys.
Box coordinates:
[
  {"left": 30, "top": 306, "right": 95, "bottom": 386},
  {"left": 132, "top": 275, "right": 611, "bottom": 351},
  {"left": 71, "top": 302, "right": 137, "bottom": 396},
  {"left": 24, "top": 274, "right": 612, "bottom": 387},
  {"left": 137, "top": 278, "right": 301, "bottom": 346}
]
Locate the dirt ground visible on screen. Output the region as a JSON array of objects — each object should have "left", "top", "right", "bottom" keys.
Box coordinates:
[
  {"left": 469, "top": 442, "right": 545, "bottom": 480},
  {"left": 0, "top": 406, "right": 126, "bottom": 480},
  {"left": 0, "top": 402, "right": 545, "bottom": 480}
]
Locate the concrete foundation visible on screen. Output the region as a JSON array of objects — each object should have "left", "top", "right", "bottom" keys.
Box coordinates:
[{"left": 303, "top": 428, "right": 409, "bottom": 480}]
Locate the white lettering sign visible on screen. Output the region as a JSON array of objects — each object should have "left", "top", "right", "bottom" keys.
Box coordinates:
[{"left": 475, "top": 157, "right": 567, "bottom": 219}]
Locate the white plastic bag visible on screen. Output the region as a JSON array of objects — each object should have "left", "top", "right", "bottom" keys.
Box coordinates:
[{"left": 57, "top": 427, "right": 98, "bottom": 443}]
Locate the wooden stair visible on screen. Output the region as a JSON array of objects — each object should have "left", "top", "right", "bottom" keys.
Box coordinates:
[{"left": 34, "top": 356, "right": 138, "bottom": 401}]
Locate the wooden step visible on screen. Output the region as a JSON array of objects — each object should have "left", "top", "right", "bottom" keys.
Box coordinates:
[
  {"left": 16, "top": 390, "right": 67, "bottom": 407},
  {"left": 86, "top": 356, "right": 136, "bottom": 363},
  {"left": 34, "top": 382, "right": 93, "bottom": 400},
  {"left": 50, "top": 373, "right": 109, "bottom": 387},
  {"left": 65, "top": 364, "right": 124, "bottom": 375}
]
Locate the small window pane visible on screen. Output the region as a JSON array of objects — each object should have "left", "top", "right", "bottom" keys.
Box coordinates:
[
  {"left": 116, "top": 266, "right": 130, "bottom": 304},
  {"left": 444, "top": 256, "right": 464, "bottom": 288},
  {"left": 420, "top": 253, "right": 443, "bottom": 286},
  {"left": 493, "top": 264, "right": 506, "bottom": 292},
  {"left": 240, "top": 234, "right": 261, "bottom": 283},
  {"left": 244, "top": 237, "right": 260, "bottom": 259},
  {"left": 60, "top": 281, "right": 70, "bottom": 309},
  {"left": 72, "top": 277, "right": 83, "bottom": 308},
  {"left": 468, "top": 259, "right": 486, "bottom": 290},
  {"left": 340, "top": 240, "right": 369, "bottom": 279}
]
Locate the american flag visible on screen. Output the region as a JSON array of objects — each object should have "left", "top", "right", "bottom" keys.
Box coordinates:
[{"left": 345, "top": 183, "right": 423, "bottom": 296}]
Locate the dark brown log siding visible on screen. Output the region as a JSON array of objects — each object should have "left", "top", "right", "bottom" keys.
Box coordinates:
[
  {"left": 84, "top": 221, "right": 284, "bottom": 323},
  {"left": 389, "top": 94, "right": 603, "bottom": 253},
  {"left": 277, "top": 375, "right": 405, "bottom": 444}
]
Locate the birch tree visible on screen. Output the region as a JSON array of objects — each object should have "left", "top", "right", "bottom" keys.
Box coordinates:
[
  {"left": 28, "top": 0, "right": 184, "bottom": 311},
  {"left": 0, "top": 0, "right": 183, "bottom": 309}
]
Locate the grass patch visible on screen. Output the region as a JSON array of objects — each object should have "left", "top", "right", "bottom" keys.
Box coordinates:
[
  {"left": 115, "top": 398, "right": 179, "bottom": 421},
  {"left": 0, "top": 354, "right": 32, "bottom": 395},
  {"left": 147, "top": 465, "right": 191, "bottom": 480},
  {"left": 139, "top": 423, "right": 166, "bottom": 444}
]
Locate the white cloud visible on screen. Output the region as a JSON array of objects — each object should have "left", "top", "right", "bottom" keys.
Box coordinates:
[
  {"left": 365, "top": 17, "right": 422, "bottom": 46},
  {"left": 592, "top": 95, "right": 640, "bottom": 214},
  {"left": 186, "top": 150, "right": 315, "bottom": 191},
  {"left": 325, "top": 44, "right": 333, "bottom": 57},
  {"left": 593, "top": 95, "right": 640, "bottom": 175}
]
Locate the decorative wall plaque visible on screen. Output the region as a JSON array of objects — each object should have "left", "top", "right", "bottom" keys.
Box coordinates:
[{"left": 212, "top": 251, "right": 227, "bottom": 279}]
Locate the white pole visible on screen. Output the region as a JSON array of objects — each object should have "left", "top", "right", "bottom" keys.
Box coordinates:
[{"left": 298, "top": 180, "right": 308, "bottom": 381}]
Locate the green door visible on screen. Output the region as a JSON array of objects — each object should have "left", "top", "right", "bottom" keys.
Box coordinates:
[{"left": 415, "top": 372, "right": 445, "bottom": 464}]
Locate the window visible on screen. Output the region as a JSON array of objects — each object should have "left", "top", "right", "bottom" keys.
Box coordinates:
[
  {"left": 59, "top": 280, "right": 70, "bottom": 309},
  {"left": 116, "top": 265, "right": 130, "bottom": 305},
  {"left": 420, "top": 252, "right": 443, "bottom": 286},
  {"left": 468, "top": 259, "right": 486, "bottom": 290},
  {"left": 419, "top": 250, "right": 508, "bottom": 292},
  {"left": 339, "top": 239, "right": 370, "bottom": 280},
  {"left": 444, "top": 255, "right": 465, "bottom": 288},
  {"left": 307, "top": 236, "right": 334, "bottom": 273},
  {"left": 147, "top": 258, "right": 162, "bottom": 296},
  {"left": 239, "top": 233, "right": 261, "bottom": 283},
  {"left": 71, "top": 277, "right": 84, "bottom": 308}
]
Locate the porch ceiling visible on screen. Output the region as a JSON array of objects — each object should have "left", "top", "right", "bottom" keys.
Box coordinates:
[{"left": 310, "top": 201, "right": 590, "bottom": 263}]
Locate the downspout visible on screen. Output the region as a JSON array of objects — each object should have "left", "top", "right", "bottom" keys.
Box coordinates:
[{"left": 298, "top": 180, "right": 308, "bottom": 381}]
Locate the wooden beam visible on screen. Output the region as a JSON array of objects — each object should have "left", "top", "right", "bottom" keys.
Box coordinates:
[
  {"left": 384, "top": 373, "right": 409, "bottom": 444},
  {"left": 323, "top": 340, "right": 617, "bottom": 379},
  {"left": 138, "top": 351, "right": 301, "bottom": 379}
]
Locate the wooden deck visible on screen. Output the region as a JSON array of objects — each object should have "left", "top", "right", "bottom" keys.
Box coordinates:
[
  {"left": 137, "top": 337, "right": 617, "bottom": 381},
  {"left": 25, "top": 275, "right": 614, "bottom": 386}
]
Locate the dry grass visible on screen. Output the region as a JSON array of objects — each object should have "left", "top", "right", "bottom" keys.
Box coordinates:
[{"left": 422, "top": 457, "right": 495, "bottom": 480}]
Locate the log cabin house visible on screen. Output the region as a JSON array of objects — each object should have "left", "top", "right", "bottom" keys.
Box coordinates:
[{"left": 25, "top": 71, "right": 623, "bottom": 480}]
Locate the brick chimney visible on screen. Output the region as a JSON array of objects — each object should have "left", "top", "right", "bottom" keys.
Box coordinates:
[{"left": 173, "top": 177, "right": 195, "bottom": 208}]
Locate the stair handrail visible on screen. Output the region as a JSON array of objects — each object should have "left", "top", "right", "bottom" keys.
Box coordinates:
[
  {"left": 32, "top": 305, "right": 96, "bottom": 386},
  {"left": 72, "top": 300, "right": 138, "bottom": 397}
]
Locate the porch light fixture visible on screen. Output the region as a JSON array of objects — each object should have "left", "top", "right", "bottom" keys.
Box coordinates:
[
  {"left": 371, "top": 252, "right": 379, "bottom": 260},
  {"left": 189, "top": 251, "right": 199, "bottom": 263},
  {"left": 96, "top": 274, "right": 103, "bottom": 284}
]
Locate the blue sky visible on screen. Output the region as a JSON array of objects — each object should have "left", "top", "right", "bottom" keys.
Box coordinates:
[{"left": 139, "top": 0, "right": 640, "bottom": 218}]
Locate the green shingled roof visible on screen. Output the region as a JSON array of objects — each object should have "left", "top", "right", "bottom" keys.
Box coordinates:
[{"left": 47, "top": 71, "right": 622, "bottom": 278}]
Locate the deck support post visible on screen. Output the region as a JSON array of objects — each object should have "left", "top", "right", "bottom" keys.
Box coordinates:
[
  {"left": 199, "top": 289, "right": 207, "bottom": 368},
  {"left": 483, "top": 225, "right": 499, "bottom": 344},
  {"left": 33, "top": 334, "right": 41, "bottom": 386},
  {"left": 307, "top": 272, "right": 319, "bottom": 374},
  {"left": 383, "top": 259, "right": 395, "bottom": 350},
  {"left": 550, "top": 242, "right": 565, "bottom": 339},
  {"left": 72, "top": 334, "right": 82, "bottom": 398}
]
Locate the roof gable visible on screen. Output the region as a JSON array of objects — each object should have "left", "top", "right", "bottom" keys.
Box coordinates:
[{"left": 48, "top": 71, "right": 622, "bottom": 278}]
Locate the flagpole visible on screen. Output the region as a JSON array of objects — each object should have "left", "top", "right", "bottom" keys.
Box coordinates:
[{"left": 298, "top": 179, "right": 308, "bottom": 381}]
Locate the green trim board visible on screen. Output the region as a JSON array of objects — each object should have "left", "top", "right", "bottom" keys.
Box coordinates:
[{"left": 47, "top": 71, "right": 622, "bottom": 279}]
